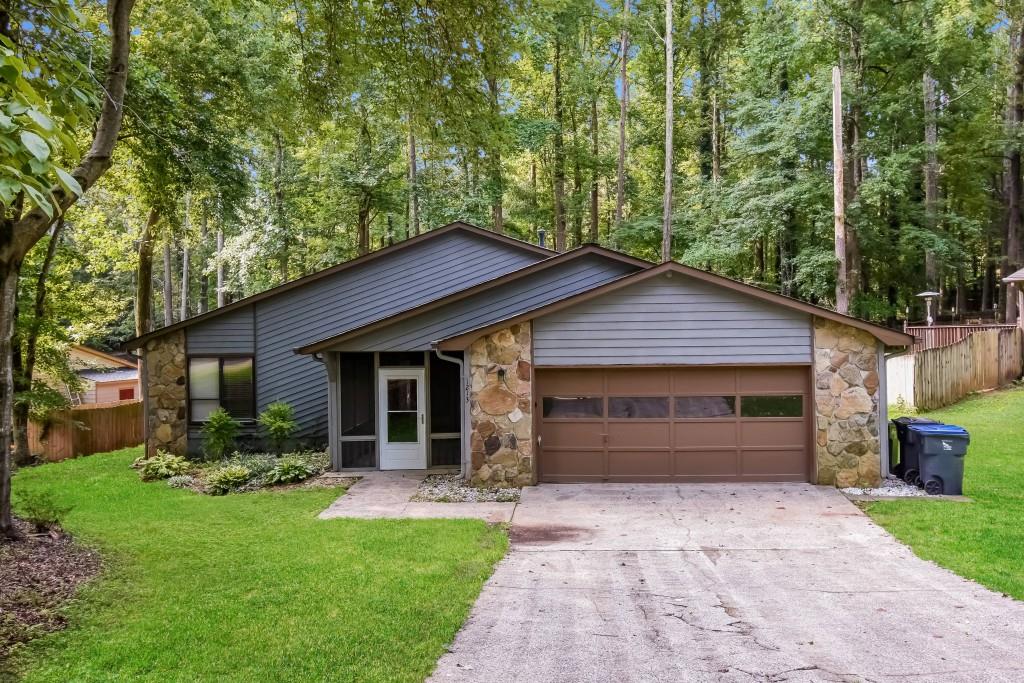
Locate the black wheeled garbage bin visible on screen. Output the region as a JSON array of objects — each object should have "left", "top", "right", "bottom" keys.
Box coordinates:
[
  {"left": 891, "top": 416, "right": 940, "bottom": 484},
  {"left": 906, "top": 424, "right": 970, "bottom": 495}
]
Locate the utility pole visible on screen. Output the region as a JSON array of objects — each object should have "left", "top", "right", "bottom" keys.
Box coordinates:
[
  {"left": 832, "top": 66, "right": 849, "bottom": 314},
  {"left": 661, "top": 0, "right": 674, "bottom": 263}
]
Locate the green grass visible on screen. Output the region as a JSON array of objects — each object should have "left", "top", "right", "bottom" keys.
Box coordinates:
[
  {"left": 868, "top": 385, "right": 1024, "bottom": 600},
  {"left": 8, "top": 448, "right": 507, "bottom": 682}
]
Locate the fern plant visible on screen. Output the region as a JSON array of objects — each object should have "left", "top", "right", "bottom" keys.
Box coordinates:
[
  {"left": 258, "top": 401, "right": 297, "bottom": 454},
  {"left": 201, "top": 408, "right": 240, "bottom": 460}
]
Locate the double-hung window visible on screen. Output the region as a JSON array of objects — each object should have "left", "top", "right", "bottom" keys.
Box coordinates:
[{"left": 188, "top": 357, "right": 254, "bottom": 422}]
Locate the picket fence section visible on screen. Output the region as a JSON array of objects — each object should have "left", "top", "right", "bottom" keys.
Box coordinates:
[
  {"left": 28, "top": 399, "right": 144, "bottom": 462},
  {"left": 886, "top": 328, "right": 1024, "bottom": 411}
]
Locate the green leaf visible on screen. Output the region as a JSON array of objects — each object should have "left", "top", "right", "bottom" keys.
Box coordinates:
[
  {"left": 54, "top": 167, "right": 83, "bottom": 197},
  {"left": 20, "top": 130, "right": 50, "bottom": 161},
  {"left": 26, "top": 108, "right": 55, "bottom": 132},
  {"left": 0, "top": 177, "right": 18, "bottom": 205},
  {"left": 21, "top": 182, "right": 54, "bottom": 219}
]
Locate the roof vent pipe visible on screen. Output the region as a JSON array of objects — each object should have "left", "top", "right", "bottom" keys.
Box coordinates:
[{"left": 538, "top": 229, "right": 547, "bottom": 249}]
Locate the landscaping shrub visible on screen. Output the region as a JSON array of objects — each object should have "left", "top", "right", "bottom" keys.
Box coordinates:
[
  {"left": 138, "top": 452, "right": 192, "bottom": 481},
  {"left": 258, "top": 401, "right": 297, "bottom": 453},
  {"left": 201, "top": 408, "right": 239, "bottom": 460},
  {"left": 265, "top": 456, "right": 316, "bottom": 485},
  {"left": 166, "top": 475, "right": 195, "bottom": 489},
  {"left": 204, "top": 465, "right": 253, "bottom": 495},
  {"left": 14, "top": 490, "right": 72, "bottom": 532}
]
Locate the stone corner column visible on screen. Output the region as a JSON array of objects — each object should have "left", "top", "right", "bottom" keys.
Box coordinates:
[
  {"left": 467, "top": 322, "right": 535, "bottom": 488},
  {"left": 812, "top": 317, "right": 882, "bottom": 488},
  {"left": 143, "top": 331, "right": 188, "bottom": 457}
]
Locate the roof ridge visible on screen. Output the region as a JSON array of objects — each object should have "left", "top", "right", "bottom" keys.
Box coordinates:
[
  {"left": 294, "top": 244, "right": 652, "bottom": 355},
  {"left": 124, "top": 222, "right": 553, "bottom": 350}
]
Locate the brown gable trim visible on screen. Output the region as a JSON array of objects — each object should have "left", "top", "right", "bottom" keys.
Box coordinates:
[
  {"left": 73, "top": 345, "right": 138, "bottom": 368},
  {"left": 293, "top": 244, "right": 652, "bottom": 355},
  {"left": 123, "top": 222, "right": 553, "bottom": 350},
  {"left": 436, "top": 261, "right": 915, "bottom": 350}
]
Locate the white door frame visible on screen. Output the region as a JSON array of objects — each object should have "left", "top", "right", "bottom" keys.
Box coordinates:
[{"left": 377, "top": 367, "right": 427, "bottom": 470}]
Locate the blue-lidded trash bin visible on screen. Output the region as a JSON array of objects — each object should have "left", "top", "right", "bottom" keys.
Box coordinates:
[
  {"left": 891, "top": 416, "right": 941, "bottom": 484},
  {"left": 906, "top": 424, "right": 970, "bottom": 495}
]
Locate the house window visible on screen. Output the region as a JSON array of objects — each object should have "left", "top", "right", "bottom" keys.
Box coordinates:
[
  {"left": 188, "top": 357, "right": 254, "bottom": 422},
  {"left": 119, "top": 387, "right": 135, "bottom": 401}
]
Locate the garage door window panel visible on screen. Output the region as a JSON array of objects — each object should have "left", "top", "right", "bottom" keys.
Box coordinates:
[
  {"left": 542, "top": 396, "right": 604, "bottom": 418},
  {"left": 608, "top": 397, "right": 669, "bottom": 419},
  {"left": 740, "top": 395, "right": 803, "bottom": 418},
  {"left": 674, "top": 396, "right": 736, "bottom": 418}
]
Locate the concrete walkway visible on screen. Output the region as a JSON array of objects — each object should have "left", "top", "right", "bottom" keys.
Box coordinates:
[
  {"left": 318, "top": 470, "right": 516, "bottom": 523},
  {"left": 430, "top": 483, "right": 1024, "bottom": 682}
]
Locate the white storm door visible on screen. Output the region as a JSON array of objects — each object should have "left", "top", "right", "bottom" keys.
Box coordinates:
[{"left": 377, "top": 368, "right": 427, "bottom": 470}]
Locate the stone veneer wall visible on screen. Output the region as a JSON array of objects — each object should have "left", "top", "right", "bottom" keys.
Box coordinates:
[
  {"left": 813, "top": 318, "right": 882, "bottom": 487},
  {"left": 143, "top": 330, "right": 187, "bottom": 457},
  {"left": 468, "top": 323, "right": 534, "bottom": 487}
]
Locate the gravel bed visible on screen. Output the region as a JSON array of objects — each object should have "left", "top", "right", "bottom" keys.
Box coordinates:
[
  {"left": 411, "top": 474, "right": 520, "bottom": 503},
  {"left": 841, "top": 477, "right": 927, "bottom": 497}
]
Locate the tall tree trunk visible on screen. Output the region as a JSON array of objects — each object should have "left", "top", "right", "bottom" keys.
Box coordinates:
[
  {"left": 273, "top": 132, "right": 288, "bottom": 282},
  {"left": 12, "top": 218, "right": 64, "bottom": 465},
  {"left": 553, "top": 37, "right": 567, "bottom": 252},
  {"left": 162, "top": 241, "right": 173, "bottom": 327},
  {"left": 485, "top": 76, "right": 504, "bottom": 234},
  {"left": 832, "top": 66, "right": 849, "bottom": 314},
  {"left": 696, "top": 6, "right": 713, "bottom": 181},
  {"left": 180, "top": 244, "right": 190, "bottom": 321},
  {"left": 570, "top": 108, "right": 583, "bottom": 249},
  {"left": 589, "top": 96, "right": 600, "bottom": 243},
  {"left": 180, "top": 194, "right": 190, "bottom": 321},
  {"left": 216, "top": 228, "right": 225, "bottom": 307},
  {"left": 1006, "top": 25, "right": 1024, "bottom": 325},
  {"left": 711, "top": 91, "right": 721, "bottom": 182},
  {"left": 0, "top": 0, "right": 136, "bottom": 540},
  {"left": 661, "top": 0, "right": 674, "bottom": 262},
  {"left": 923, "top": 71, "right": 940, "bottom": 289},
  {"left": 530, "top": 157, "right": 539, "bottom": 239},
  {"left": 137, "top": 209, "right": 159, "bottom": 338},
  {"left": 754, "top": 238, "right": 765, "bottom": 283},
  {"left": 407, "top": 121, "right": 421, "bottom": 236},
  {"left": 615, "top": 0, "right": 629, "bottom": 228},
  {"left": 198, "top": 205, "right": 209, "bottom": 314}
]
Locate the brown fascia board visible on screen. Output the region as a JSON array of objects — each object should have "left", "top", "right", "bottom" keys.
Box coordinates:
[
  {"left": 74, "top": 345, "right": 138, "bottom": 368},
  {"left": 436, "top": 261, "right": 916, "bottom": 350},
  {"left": 122, "top": 221, "right": 554, "bottom": 350},
  {"left": 293, "top": 244, "right": 653, "bottom": 355}
]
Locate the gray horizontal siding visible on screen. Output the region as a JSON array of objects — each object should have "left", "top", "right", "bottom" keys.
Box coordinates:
[
  {"left": 252, "top": 230, "right": 544, "bottom": 439},
  {"left": 186, "top": 306, "right": 255, "bottom": 354},
  {"left": 334, "top": 254, "right": 640, "bottom": 352},
  {"left": 533, "top": 274, "right": 812, "bottom": 366}
]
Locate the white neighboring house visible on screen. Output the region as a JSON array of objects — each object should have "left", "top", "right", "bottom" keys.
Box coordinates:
[{"left": 68, "top": 345, "right": 141, "bottom": 404}]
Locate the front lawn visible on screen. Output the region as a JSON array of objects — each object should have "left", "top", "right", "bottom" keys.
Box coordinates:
[
  {"left": 868, "top": 386, "right": 1024, "bottom": 600},
  {"left": 7, "top": 447, "right": 506, "bottom": 682}
]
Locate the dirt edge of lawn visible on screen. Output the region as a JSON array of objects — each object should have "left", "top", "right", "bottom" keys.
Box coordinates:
[{"left": 6, "top": 448, "right": 509, "bottom": 683}]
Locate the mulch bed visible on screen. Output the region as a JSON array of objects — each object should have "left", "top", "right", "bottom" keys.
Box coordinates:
[{"left": 0, "top": 518, "right": 101, "bottom": 665}]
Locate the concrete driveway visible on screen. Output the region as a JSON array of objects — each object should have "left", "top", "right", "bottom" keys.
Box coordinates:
[{"left": 429, "top": 484, "right": 1024, "bottom": 682}]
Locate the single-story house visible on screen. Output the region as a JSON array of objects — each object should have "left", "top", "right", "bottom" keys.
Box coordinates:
[
  {"left": 68, "top": 345, "right": 140, "bottom": 404},
  {"left": 126, "top": 221, "right": 913, "bottom": 488}
]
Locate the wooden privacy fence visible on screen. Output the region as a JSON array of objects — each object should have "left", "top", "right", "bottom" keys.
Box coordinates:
[
  {"left": 886, "top": 328, "right": 1024, "bottom": 411},
  {"left": 28, "top": 399, "right": 144, "bottom": 462},
  {"left": 905, "top": 323, "right": 1017, "bottom": 352}
]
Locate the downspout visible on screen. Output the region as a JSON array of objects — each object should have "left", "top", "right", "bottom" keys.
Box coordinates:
[{"left": 432, "top": 345, "right": 470, "bottom": 480}]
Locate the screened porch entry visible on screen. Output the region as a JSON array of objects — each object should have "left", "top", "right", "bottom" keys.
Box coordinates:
[{"left": 333, "top": 351, "right": 463, "bottom": 471}]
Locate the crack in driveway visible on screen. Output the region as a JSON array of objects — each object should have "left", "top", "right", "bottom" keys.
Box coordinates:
[{"left": 429, "top": 484, "right": 1024, "bottom": 682}]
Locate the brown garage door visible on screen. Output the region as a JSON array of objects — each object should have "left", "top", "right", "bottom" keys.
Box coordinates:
[{"left": 536, "top": 366, "right": 810, "bottom": 482}]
